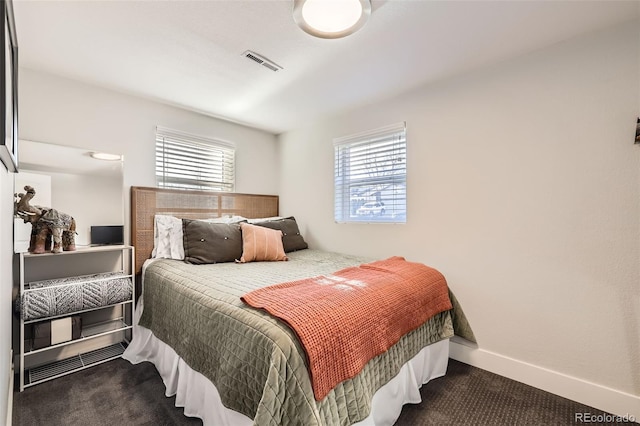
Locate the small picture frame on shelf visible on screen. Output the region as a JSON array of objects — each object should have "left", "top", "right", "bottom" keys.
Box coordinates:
[{"left": 0, "top": 0, "right": 17, "bottom": 172}]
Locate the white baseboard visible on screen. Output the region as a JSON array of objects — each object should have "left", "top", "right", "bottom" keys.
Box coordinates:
[{"left": 449, "top": 338, "right": 639, "bottom": 421}]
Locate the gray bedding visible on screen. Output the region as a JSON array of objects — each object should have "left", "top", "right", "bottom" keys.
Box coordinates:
[{"left": 139, "top": 249, "right": 457, "bottom": 426}]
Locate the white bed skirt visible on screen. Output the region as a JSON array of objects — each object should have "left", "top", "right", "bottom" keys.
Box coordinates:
[{"left": 123, "top": 296, "right": 450, "bottom": 426}]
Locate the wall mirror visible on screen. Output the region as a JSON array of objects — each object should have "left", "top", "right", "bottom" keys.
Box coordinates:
[{"left": 14, "top": 140, "right": 124, "bottom": 253}]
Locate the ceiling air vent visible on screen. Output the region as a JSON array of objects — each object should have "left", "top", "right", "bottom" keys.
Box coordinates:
[{"left": 242, "top": 50, "right": 283, "bottom": 72}]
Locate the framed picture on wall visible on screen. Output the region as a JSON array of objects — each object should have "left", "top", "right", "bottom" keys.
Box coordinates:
[
  {"left": 0, "top": 0, "right": 17, "bottom": 172},
  {"left": 635, "top": 118, "right": 639, "bottom": 145}
]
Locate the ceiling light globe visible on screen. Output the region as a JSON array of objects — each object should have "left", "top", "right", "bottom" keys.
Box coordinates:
[
  {"left": 302, "top": 0, "right": 363, "bottom": 33},
  {"left": 293, "top": 0, "right": 371, "bottom": 39}
]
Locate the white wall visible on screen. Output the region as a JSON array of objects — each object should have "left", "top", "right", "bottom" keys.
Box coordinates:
[
  {"left": 47, "top": 170, "right": 123, "bottom": 247},
  {"left": 18, "top": 68, "right": 280, "bottom": 234},
  {"left": 279, "top": 22, "right": 640, "bottom": 417}
]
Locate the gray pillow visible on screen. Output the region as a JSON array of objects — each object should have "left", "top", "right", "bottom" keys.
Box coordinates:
[
  {"left": 254, "top": 216, "right": 308, "bottom": 253},
  {"left": 182, "top": 219, "right": 243, "bottom": 264}
]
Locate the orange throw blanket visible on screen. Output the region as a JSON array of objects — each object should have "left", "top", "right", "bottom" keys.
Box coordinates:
[{"left": 241, "top": 256, "right": 453, "bottom": 400}]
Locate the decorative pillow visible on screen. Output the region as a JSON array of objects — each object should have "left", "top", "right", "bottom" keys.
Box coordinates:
[
  {"left": 239, "top": 222, "right": 288, "bottom": 263},
  {"left": 254, "top": 216, "right": 308, "bottom": 253},
  {"left": 152, "top": 215, "right": 184, "bottom": 260},
  {"left": 152, "top": 215, "right": 247, "bottom": 260},
  {"left": 182, "top": 219, "right": 243, "bottom": 264}
]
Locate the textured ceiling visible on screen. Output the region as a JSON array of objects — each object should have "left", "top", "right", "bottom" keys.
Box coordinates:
[{"left": 13, "top": 0, "right": 640, "bottom": 134}]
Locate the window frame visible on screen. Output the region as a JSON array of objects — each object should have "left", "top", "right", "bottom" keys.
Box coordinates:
[{"left": 334, "top": 122, "right": 407, "bottom": 224}]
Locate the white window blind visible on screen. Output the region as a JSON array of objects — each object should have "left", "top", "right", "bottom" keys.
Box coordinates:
[
  {"left": 155, "top": 126, "right": 235, "bottom": 192},
  {"left": 334, "top": 122, "right": 407, "bottom": 223}
]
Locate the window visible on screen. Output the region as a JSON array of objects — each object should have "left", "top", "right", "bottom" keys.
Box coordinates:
[
  {"left": 334, "top": 122, "right": 407, "bottom": 223},
  {"left": 155, "top": 126, "right": 235, "bottom": 192}
]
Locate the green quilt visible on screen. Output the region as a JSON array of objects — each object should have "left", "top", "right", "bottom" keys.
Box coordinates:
[{"left": 139, "top": 250, "right": 471, "bottom": 426}]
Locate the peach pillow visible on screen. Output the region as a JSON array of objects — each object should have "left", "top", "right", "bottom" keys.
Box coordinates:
[{"left": 239, "top": 222, "right": 288, "bottom": 263}]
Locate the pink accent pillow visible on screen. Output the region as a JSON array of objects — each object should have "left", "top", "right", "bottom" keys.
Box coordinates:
[{"left": 239, "top": 223, "right": 288, "bottom": 263}]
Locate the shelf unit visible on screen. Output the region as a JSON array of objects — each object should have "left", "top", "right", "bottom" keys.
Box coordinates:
[{"left": 18, "top": 245, "right": 135, "bottom": 391}]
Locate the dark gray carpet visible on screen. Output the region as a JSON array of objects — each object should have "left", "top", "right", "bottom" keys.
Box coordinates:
[
  {"left": 13, "top": 358, "right": 201, "bottom": 426},
  {"left": 13, "top": 358, "right": 633, "bottom": 426},
  {"left": 395, "top": 359, "right": 636, "bottom": 426}
]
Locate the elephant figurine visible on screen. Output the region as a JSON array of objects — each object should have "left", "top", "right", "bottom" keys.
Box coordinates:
[{"left": 14, "top": 186, "right": 77, "bottom": 254}]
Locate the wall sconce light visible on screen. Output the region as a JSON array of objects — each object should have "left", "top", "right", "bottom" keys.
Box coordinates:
[{"left": 293, "top": 0, "right": 371, "bottom": 39}]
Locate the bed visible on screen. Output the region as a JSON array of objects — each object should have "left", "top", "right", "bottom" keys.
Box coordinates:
[{"left": 123, "top": 186, "right": 474, "bottom": 426}]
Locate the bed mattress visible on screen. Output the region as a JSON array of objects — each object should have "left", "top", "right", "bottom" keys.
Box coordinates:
[
  {"left": 125, "top": 249, "right": 456, "bottom": 425},
  {"left": 124, "top": 309, "right": 450, "bottom": 426}
]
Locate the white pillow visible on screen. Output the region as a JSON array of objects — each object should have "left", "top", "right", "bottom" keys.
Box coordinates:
[
  {"left": 152, "top": 215, "right": 185, "bottom": 260},
  {"left": 152, "top": 215, "right": 247, "bottom": 260},
  {"left": 201, "top": 215, "right": 247, "bottom": 224},
  {"left": 246, "top": 216, "right": 284, "bottom": 224}
]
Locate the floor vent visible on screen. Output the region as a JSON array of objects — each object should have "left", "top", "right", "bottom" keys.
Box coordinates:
[
  {"left": 25, "top": 343, "right": 126, "bottom": 388},
  {"left": 242, "top": 50, "right": 283, "bottom": 72}
]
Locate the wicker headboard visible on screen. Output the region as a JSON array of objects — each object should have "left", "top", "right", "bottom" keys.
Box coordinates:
[{"left": 131, "top": 186, "right": 279, "bottom": 274}]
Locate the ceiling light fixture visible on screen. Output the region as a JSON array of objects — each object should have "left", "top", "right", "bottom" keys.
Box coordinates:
[
  {"left": 293, "top": 0, "right": 371, "bottom": 39},
  {"left": 90, "top": 152, "right": 122, "bottom": 161}
]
